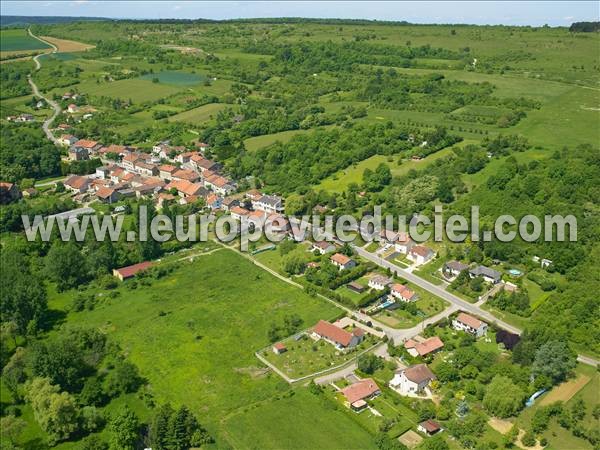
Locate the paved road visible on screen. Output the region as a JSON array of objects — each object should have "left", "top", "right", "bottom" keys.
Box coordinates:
[
  {"left": 27, "top": 29, "right": 61, "bottom": 146},
  {"left": 294, "top": 219, "right": 599, "bottom": 367}
]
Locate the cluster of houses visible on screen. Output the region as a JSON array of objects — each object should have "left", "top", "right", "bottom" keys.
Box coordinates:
[
  {"left": 442, "top": 260, "right": 502, "bottom": 284},
  {"left": 6, "top": 113, "right": 34, "bottom": 123},
  {"left": 379, "top": 230, "right": 436, "bottom": 265},
  {"left": 60, "top": 139, "right": 244, "bottom": 210}
]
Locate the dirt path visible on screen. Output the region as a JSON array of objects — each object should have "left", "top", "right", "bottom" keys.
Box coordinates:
[{"left": 26, "top": 29, "right": 62, "bottom": 146}]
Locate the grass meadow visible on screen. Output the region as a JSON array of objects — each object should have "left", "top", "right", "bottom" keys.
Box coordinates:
[{"left": 47, "top": 248, "right": 349, "bottom": 446}]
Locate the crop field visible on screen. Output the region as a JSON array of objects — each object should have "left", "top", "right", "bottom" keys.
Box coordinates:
[
  {"left": 48, "top": 248, "right": 343, "bottom": 444},
  {"left": 39, "top": 35, "right": 94, "bottom": 52},
  {"left": 0, "top": 28, "right": 50, "bottom": 52},
  {"left": 140, "top": 70, "right": 208, "bottom": 85}
]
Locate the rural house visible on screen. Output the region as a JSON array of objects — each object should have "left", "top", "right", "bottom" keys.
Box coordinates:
[
  {"left": 452, "top": 312, "right": 488, "bottom": 338},
  {"left": 390, "top": 283, "right": 418, "bottom": 302},
  {"left": 312, "top": 241, "right": 336, "bottom": 254},
  {"left": 369, "top": 275, "right": 392, "bottom": 291},
  {"left": 418, "top": 420, "right": 442, "bottom": 436},
  {"left": 330, "top": 253, "right": 356, "bottom": 271},
  {"left": 252, "top": 194, "right": 284, "bottom": 213},
  {"left": 112, "top": 261, "right": 154, "bottom": 281},
  {"left": 311, "top": 320, "right": 364, "bottom": 350},
  {"left": 341, "top": 379, "right": 381, "bottom": 411},
  {"left": 404, "top": 336, "right": 444, "bottom": 357},
  {"left": 389, "top": 364, "right": 436, "bottom": 395},
  {"left": 408, "top": 245, "right": 436, "bottom": 265},
  {"left": 469, "top": 265, "right": 502, "bottom": 284},
  {"left": 443, "top": 260, "right": 469, "bottom": 278}
]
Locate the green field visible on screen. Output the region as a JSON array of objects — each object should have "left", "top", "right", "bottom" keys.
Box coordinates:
[
  {"left": 168, "top": 102, "right": 228, "bottom": 123},
  {"left": 140, "top": 70, "right": 208, "bottom": 85},
  {"left": 45, "top": 248, "right": 344, "bottom": 445},
  {"left": 0, "top": 28, "right": 50, "bottom": 52},
  {"left": 72, "top": 78, "right": 183, "bottom": 102},
  {"left": 223, "top": 388, "right": 377, "bottom": 449}
]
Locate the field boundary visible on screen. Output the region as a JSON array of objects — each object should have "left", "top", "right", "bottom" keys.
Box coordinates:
[{"left": 256, "top": 341, "right": 384, "bottom": 384}]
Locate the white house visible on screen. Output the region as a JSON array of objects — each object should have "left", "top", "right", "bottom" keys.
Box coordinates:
[
  {"left": 390, "top": 283, "right": 418, "bottom": 302},
  {"left": 408, "top": 245, "right": 436, "bottom": 265},
  {"left": 312, "top": 241, "right": 336, "bottom": 254},
  {"left": 368, "top": 275, "right": 392, "bottom": 291},
  {"left": 58, "top": 134, "right": 78, "bottom": 147},
  {"left": 389, "top": 364, "right": 436, "bottom": 395},
  {"left": 452, "top": 312, "right": 488, "bottom": 338},
  {"left": 443, "top": 260, "right": 469, "bottom": 278},
  {"left": 394, "top": 232, "right": 415, "bottom": 254},
  {"left": 330, "top": 253, "right": 356, "bottom": 271},
  {"left": 252, "top": 194, "right": 284, "bottom": 213},
  {"left": 469, "top": 265, "right": 502, "bottom": 284}
]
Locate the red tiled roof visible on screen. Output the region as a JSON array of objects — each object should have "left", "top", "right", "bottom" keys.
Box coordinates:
[
  {"left": 273, "top": 342, "right": 286, "bottom": 351},
  {"left": 414, "top": 336, "right": 444, "bottom": 356},
  {"left": 330, "top": 253, "right": 351, "bottom": 266},
  {"left": 173, "top": 169, "right": 199, "bottom": 181},
  {"left": 456, "top": 312, "right": 485, "bottom": 330},
  {"left": 64, "top": 175, "right": 89, "bottom": 190},
  {"left": 410, "top": 245, "right": 434, "bottom": 257},
  {"left": 74, "top": 139, "right": 98, "bottom": 149},
  {"left": 114, "top": 261, "right": 153, "bottom": 279},
  {"left": 391, "top": 283, "right": 416, "bottom": 300},
  {"left": 166, "top": 180, "right": 204, "bottom": 197},
  {"left": 341, "top": 379, "right": 380, "bottom": 404},
  {"left": 230, "top": 206, "right": 250, "bottom": 216},
  {"left": 159, "top": 164, "right": 177, "bottom": 173},
  {"left": 96, "top": 186, "right": 115, "bottom": 199},
  {"left": 420, "top": 419, "right": 441, "bottom": 433},
  {"left": 313, "top": 320, "right": 353, "bottom": 347}
]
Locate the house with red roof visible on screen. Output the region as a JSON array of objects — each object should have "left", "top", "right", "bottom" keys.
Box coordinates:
[
  {"left": 64, "top": 175, "right": 91, "bottom": 193},
  {"left": 311, "top": 320, "right": 364, "bottom": 350},
  {"left": 112, "top": 261, "right": 154, "bottom": 281},
  {"left": 408, "top": 245, "right": 436, "bottom": 265},
  {"left": 391, "top": 283, "right": 418, "bottom": 302},
  {"left": 341, "top": 378, "right": 380, "bottom": 411},
  {"left": 452, "top": 312, "right": 488, "bottom": 338},
  {"left": 330, "top": 253, "right": 356, "bottom": 271},
  {"left": 272, "top": 343, "right": 287, "bottom": 355},
  {"left": 404, "top": 336, "right": 444, "bottom": 357}
]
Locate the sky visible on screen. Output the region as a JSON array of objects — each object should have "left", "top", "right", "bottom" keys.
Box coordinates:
[{"left": 1, "top": 1, "right": 598, "bottom": 27}]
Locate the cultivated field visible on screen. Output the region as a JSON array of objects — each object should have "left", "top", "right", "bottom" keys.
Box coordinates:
[
  {"left": 0, "top": 28, "right": 50, "bottom": 52},
  {"left": 40, "top": 35, "right": 95, "bottom": 52},
  {"left": 168, "top": 102, "right": 228, "bottom": 123}
]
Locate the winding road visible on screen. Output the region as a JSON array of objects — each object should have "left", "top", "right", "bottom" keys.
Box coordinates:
[{"left": 26, "top": 29, "right": 62, "bottom": 145}]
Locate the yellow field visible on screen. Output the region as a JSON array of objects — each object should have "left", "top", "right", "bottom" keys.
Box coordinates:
[
  {"left": 40, "top": 36, "right": 95, "bottom": 52},
  {"left": 539, "top": 374, "right": 591, "bottom": 406}
]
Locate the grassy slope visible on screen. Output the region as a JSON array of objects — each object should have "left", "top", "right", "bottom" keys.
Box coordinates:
[
  {"left": 50, "top": 248, "right": 344, "bottom": 444},
  {"left": 0, "top": 28, "right": 51, "bottom": 52},
  {"left": 222, "top": 388, "right": 378, "bottom": 450}
]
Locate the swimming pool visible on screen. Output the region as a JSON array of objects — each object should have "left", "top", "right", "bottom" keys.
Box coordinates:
[{"left": 508, "top": 269, "right": 522, "bottom": 276}]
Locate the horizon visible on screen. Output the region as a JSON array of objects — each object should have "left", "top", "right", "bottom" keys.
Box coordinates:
[{"left": 1, "top": 1, "right": 599, "bottom": 27}]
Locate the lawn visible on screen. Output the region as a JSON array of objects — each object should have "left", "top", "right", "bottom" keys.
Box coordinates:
[
  {"left": 0, "top": 28, "right": 51, "bottom": 52},
  {"left": 222, "top": 388, "right": 378, "bottom": 449},
  {"left": 74, "top": 78, "right": 183, "bottom": 102},
  {"left": 48, "top": 248, "right": 344, "bottom": 445},
  {"left": 244, "top": 128, "right": 316, "bottom": 152},
  {"left": 262, "top": 331, "right": 377, "bottom": 379},
  {"left": 374, "top": 285, "right": 448, "bottom": 329}
]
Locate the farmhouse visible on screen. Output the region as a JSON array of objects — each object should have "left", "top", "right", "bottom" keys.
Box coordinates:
[
  {"left": 469, "top": 265, "right": 502, "bottom": 284},
  {"left": 72, "top": 139, "right": 101, "bottom": 154},
  {"left": 418, "top": 420, "right": 442, "bottom": 436},
  {"left": 204, "top": 174, "right": 235, "bottom": 195},
  {"left": 389, "top": 364, "right": 436, "bottom": 395},
  {"left": 113, "top": 261, "right": 154, "bottom": 281},
  {"left": 221, "top": 197, "right": 239, "bottom": 211},
  {"left": 390, "top": 283, "right": 418, "bottom": 302},
  {"left": 443, "top": 260, "right": 469, "bottom": 278},
  {"left": 64, "top": 175, "right": 91, "bottom": 193},
  {"left": 369, "top": 275, "right": 392, "bottom": 291},
  {"left": 252, "top": 194, "right": 284, "bottom": 213},
  {"left": 404, "top": 336, "right": 444, "bottom": 357},
  {"left": 206, "top": 193, "right": 222, "bottom": 210},
  {"left": 312, "top": 241, "right": 336, "bottom": 254},
  {"left": 408, "top": 245, "right": 436, "bottom": 265},
  {"left": 330, "top": 253, "right": 356, "bottom": 271},
  {"left": 245, "top": 189, "right": 263, "bottom": 202},
  {"left": 158, "top": 164, "right": 178, "bottom": 180},
  {"left": 165, "top": 180, "right": 207, "bottom": 198},
  {"left": 341, "top": 379, "right": 380, "bottom": 411},
  {"left": 95, "top": 186, "right": 118, "bottom": 204},
  {"left": 311, "top": 320, "right": 364, "bottom": 350},
  {"left": 452, "top": 312, "right": 488, "bottom": 338}
]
